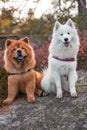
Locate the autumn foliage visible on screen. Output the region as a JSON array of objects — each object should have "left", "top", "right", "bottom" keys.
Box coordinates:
[
  {"left": 77, "top": 31, "right": 87, "bottom": 70},
  {"left": 32, "top": 30, "right": 87, "bottom": 71},
  {"left": 0, "top": 31, "right": 87, "bottom": 105},
  {"left": 31, "top": 42, "right": 49, "bottom": 71},
  {"left": 33, "top": 30, "right": 87, "bottom": 71},
  {"left": 0, "top": 31, "right": 87, "bottom": 71}
]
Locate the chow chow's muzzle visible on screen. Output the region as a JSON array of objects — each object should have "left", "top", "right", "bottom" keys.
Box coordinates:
[{"left": 14, "top": 49, "right": 26, "bottom": 61}]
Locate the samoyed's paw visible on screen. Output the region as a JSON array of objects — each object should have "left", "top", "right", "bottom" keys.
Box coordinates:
[
  {"left": 42, "top": 92, "right": 49, "bottom": 96},
  {"left": 38, "top": 91, "right": 49, "bottom": 97},
  {"left": 71, "top": 92, "right": 77, "bottom": 97},
  {"left": 56, "top": 92, "right": 63, "bottom": 98}
]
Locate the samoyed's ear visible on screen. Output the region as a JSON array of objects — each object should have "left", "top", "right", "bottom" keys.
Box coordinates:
[
  {"left": 66, "top": 19, "right": 75, "bottom": 28},
  {"left": 53, "top": 21, "right": 61, "bottom": 32}
]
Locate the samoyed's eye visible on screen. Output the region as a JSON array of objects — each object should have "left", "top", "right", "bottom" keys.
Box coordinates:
[
  {"left": 60, "top": 33, "right": 63, "bottom": 36},
  {"left": 67, "top": 32, "right": 70, "bottom": 35}
]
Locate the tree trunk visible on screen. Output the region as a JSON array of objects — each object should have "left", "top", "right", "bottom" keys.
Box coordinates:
[{"left": 77, "top": 0, "right": 87, "bottom": 30}]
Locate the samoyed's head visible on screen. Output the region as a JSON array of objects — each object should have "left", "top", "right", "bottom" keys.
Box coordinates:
[{"left": 53, "top": 19, "right": 78, "bottom": 47}]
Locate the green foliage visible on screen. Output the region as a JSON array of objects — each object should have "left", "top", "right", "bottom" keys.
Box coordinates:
[
  {"left": 19, "top": 15, "right": 55, "bottom": 41},
  {"left": 0, "top": 0, "right": 87, "bottom": 37},
  {"left": 0, "top": 8, "right": 18, "bottom": 33},
  {"left": 76, "top": 13, "right": 87, "bottom": 30}
]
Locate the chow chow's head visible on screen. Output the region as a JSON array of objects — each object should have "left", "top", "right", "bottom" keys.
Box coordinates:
[
  {"left": 4, "top": 37, "right": 36, "bottom": 73},
  {"left": 53, "top": 19, "right": 79, "bottom": 48}
]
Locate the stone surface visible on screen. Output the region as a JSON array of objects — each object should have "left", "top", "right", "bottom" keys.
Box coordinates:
[
  {"left": 77, "top": 70, "right": 87, "bottom": 85},
  {"left": 0, "top": 86, "right": 87, "bottom": 130}
]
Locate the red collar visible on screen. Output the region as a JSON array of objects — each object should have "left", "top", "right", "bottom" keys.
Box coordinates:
[
  {"left": 9, "top": 68, "right": 33, "bottom": 75},
  {"left": 52, "top": 56, "right": 75, "bottom": 62}
]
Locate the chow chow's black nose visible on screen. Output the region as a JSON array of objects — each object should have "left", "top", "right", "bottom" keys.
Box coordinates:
[
  {"left": 17, "top": 50, "right": 22, "bottom": 56},
  {"left": 64, "top": 38, "right": 68, "bottom": 42}
]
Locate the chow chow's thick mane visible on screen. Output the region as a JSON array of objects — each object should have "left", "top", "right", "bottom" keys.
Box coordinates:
[
  {"left": 4, "top": 37, "right": 36, "bottom": 73},
  {"left": 5, "top": 37, "right": 29, "bottom": 48}
]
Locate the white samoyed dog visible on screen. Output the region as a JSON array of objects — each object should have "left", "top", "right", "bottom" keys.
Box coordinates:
[{"left": 41, "top": 19, "right": 80, "bottom": 98}]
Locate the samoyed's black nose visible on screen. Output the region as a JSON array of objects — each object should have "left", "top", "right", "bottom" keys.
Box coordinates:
[{"left": 64, "top": 38, "right": 68, "bottom": 42}]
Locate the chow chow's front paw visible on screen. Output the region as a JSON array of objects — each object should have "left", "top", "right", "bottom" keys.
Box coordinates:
[
  {"left": 3, "top": 98, "right": 13, "bottom": 105},
  {"left": 28, "top": 96, "right": 35, "bottom": 103}
]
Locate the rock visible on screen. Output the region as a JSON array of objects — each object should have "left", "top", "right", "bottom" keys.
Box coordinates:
[
  {"left": 77, "top": 70, "right": 87, "bottom": 84},
  {"left": 0, "top": 86, "right": 87, "bottom": 130}
]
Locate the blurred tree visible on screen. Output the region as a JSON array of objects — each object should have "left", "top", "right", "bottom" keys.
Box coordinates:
[
  {"left": 77, "top": 0, "right": 87, "bottom": 30},
  {"left": 0, "top": 8, "right": 19, "bottom": 33},
  {"left": 51, "top": 0, "right": 77, "bottom": 21},
  {"left": 19, "top": 15, "right": 54, "bottom": 41},
  {"left": 0, "top": 0, "right": 87, "bottom": 35},
  {"left": 51, "top": 0, "right": 87, "bottom": 30}
]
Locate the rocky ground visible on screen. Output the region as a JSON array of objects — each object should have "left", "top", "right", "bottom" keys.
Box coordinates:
[
  {"left": 0, "top": 35, "right": 87, "bottom": 130},
  {"left": 0, "top": 85, "right": 87, "bottom": 130}
]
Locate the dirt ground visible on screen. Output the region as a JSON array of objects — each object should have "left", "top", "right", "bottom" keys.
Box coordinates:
[{"left": 0, "top": 86, "right": 87, "bottom": 130}]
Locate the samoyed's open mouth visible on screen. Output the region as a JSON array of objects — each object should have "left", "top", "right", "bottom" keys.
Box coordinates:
[{"left": 64, "top": 42, "right": 70, "bottom": 47}]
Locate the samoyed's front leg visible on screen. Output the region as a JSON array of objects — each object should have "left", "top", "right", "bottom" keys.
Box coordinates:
[
  {"left": 69, "top": 70, "right": 77, "bottom": 97},
  {"left": 53, "top": 72, "right": 63, "bottom": 98}
]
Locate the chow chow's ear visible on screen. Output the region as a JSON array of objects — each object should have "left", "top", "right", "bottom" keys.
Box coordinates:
[
  {"left": 21, "top": 37, "right": 30, "bottom": 44},
  {"left": 66, "top": 19, "right": 75, "bottom": 28},
  {"left": 5, "top": 39, "right": 12, "bottom": 48},
  {"left": 53, "top": 21, "right": 61, "bottom": 32}
]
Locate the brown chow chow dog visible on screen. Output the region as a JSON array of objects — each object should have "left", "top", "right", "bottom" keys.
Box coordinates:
[{"left": 3, "top": 37, "right": 43, "bottom": 104}]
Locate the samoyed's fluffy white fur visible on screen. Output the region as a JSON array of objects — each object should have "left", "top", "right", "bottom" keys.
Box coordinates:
[{"left": 41, "top": 19, "right": 80, "bottom": 98}]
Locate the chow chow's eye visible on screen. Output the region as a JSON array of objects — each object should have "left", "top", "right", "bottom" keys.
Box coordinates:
[
  {"left": 67, "top": 32, "right": 70, "bottom": 35},
  {"left": 13, "top": 48, "right": 16, "bottom": 51},
  {"left": 60, "top": 33, "right": 63, "bottom": 36},
  {"left": 22, "top": 47, "right": 25, "bottom": 49}
]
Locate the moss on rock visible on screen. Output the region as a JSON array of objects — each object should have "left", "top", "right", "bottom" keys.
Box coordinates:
[{"left": 0, "top": 68, "right": 8, "bottom": 106}]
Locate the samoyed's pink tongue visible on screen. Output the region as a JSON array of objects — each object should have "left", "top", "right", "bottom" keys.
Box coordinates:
[{"left": 64, "top": 42, "right": 69, "bottom": 47}]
